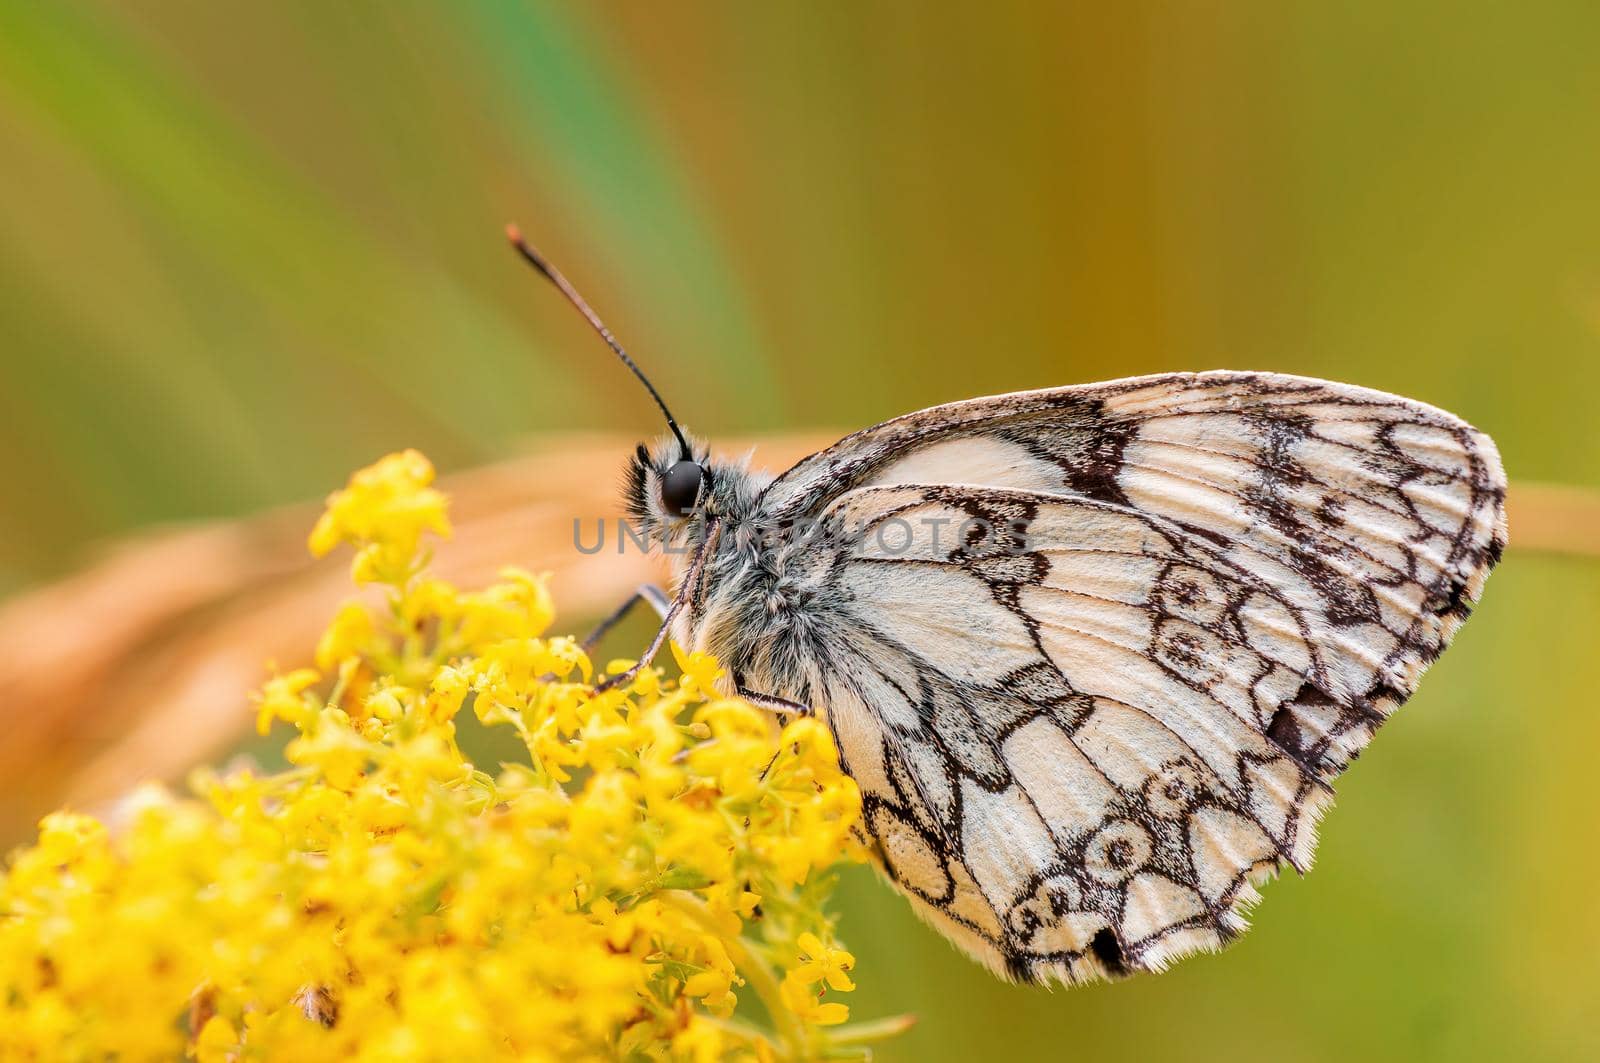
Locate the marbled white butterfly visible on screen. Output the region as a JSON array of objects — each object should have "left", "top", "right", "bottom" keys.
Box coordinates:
[{"left": 508, "top": 227, "right": 1506, "bottom": 986}]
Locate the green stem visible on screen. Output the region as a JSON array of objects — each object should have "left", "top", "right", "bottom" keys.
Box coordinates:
[
  {"left": 661, "top": 890, "right": 805, "bottom": 1059},
  {"left": 825, "top": 1013, "right": 918, "bottom": 1047}
]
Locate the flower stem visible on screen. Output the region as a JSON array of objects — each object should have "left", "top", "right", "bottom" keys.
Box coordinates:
[
  {"left": 826, "top": 1012, "right": 919, "bottom": 1046},
  {"left": 662, "top": 890, "right": 805, "bottom": 1058}
]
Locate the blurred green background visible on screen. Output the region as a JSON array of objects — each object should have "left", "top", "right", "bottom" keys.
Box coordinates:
[{"left": 2, "top": 2, "right": 1597, "bottom": 1060}]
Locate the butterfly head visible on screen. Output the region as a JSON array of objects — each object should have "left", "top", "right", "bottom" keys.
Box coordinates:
[{"left": 624, "top": 433, "right": 764, "bottom": 550}]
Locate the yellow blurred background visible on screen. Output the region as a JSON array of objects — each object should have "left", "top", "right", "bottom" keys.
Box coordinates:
[{"left": 1, "top": 3, "right": 1597, "bottom": 1060}]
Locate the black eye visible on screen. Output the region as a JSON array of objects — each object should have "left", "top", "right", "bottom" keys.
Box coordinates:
[{"left": 660, "top": 460, "right": 706, "bottom": 517}]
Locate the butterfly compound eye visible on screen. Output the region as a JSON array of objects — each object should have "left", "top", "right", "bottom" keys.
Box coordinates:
[{"left": 660, "top": 460, "right": 706, "bottom": 517}]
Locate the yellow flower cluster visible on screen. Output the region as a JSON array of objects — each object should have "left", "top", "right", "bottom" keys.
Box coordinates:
[{"left": 1, "top": 452, "right": 906, "bottom": 1061}]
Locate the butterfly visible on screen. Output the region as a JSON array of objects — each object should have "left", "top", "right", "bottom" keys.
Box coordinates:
[{"left": 508, "top": 227, "right": 1507, "bottom": 986}]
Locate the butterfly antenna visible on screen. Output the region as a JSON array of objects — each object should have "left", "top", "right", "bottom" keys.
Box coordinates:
[{"left": 505, "top": 223, "right": 693, "bottom": 459}]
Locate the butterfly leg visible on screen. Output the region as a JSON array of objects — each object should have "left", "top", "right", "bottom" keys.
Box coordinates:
[
  {"left": 594, "top": 620, "right": 671, "bottom": 694},
  {"left": 735, "top": 684, "right": 813, "bottom": 719},
  {"left": 739, "top": 683, "right": 816, "bottom": 783},
  {"left": 593, "top": 520, "right": 722, "bottom": 695},
  {"left": 580, "top": 584, "right": 671, "bottom": 657}
]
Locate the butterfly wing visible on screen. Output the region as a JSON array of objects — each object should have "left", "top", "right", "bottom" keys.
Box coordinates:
[
  {"left": 761, "top": 370, "right": 1506, "bottom": 580},
  {"left": 749, "top": 372, "right": 1505, "bottom": 983}
]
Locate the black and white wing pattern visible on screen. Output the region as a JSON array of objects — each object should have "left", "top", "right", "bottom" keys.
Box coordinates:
[{"left": 746, "top": 372, "right": 1506, "bottom": 984}]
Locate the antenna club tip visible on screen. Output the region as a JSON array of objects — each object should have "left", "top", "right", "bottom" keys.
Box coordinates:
[{"left": 504, "top": 222, "right": 523, "bottom": 245}]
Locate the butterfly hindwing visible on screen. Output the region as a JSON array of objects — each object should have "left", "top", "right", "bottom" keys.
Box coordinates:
[{"left": 737, "top": 371, "right": 1505, "bottom": 984}]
